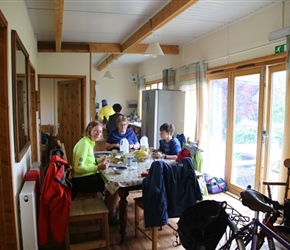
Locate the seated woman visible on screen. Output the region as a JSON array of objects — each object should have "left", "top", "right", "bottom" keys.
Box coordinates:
[
  {"left": 152, "top": 123, "right": 181, "bottom": 160},
  {"left": 71, "top": 121, "right": 119, "bottom": 224},
  {"left": 105, "top": 116, "right": 140, "bottom": 151}
]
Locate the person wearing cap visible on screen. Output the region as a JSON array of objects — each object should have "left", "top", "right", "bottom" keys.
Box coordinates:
[{"left": 99, "top": 99, "right": 114, "bottom": 125}]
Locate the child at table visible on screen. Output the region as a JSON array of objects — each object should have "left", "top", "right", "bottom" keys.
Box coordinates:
[
  {"left": 152, "top": 123, "right": 181, "bottom": 161},
  {"left": 71, "top": 120, "right": 119, "bottom": 225}
]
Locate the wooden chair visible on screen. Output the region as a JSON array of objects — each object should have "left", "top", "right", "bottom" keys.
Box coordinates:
[
  {"left": 40, "top": 124, "right": 52, "bottom": 135},
  {"left": 263, "top": 158, "right": 290, "bottom": 226},
  {"left": 65, "top": 198, "right": 110, "bottom": 250},
  {"left": 56, "top": 139, "right": 68, "bottom": 162},
  {"left": 134, "top": 197, "right": 179, "bottom": 250},
  {"left": 262, "top": 158, "right": 290, "bottom": 202},
  {"left": 134, "top": 158, "right": 202, "bottom": 249}
]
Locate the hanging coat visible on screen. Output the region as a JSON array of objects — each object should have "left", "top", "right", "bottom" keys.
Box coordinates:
[{"left": 38, "top": 155, "right": 72, "bottom": 247}]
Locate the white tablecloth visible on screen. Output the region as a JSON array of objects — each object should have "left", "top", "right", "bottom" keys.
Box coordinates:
[
  {"left": 100, "top": 158, "right": 175, "bottom": 194},
  {"left": 100, "top": 158, "right": 204, "bottom": 195}
]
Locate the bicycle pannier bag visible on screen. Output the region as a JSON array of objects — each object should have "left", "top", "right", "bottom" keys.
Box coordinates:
[{"left": 204, "top": 174, "right": 228, "bottom": 194}]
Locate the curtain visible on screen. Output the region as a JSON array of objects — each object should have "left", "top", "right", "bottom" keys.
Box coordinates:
[
  {"left": 138, "top": 77, "right": 146, "bottom": 91},
  {"left": 163, "top": 68, "right": 176, "bottom": 89},
  {"left": 179, "top": 61, "right": 208, "bottom": 148},
  {"left": 138, "top": 77, "right": 146, "bottom": 118}
]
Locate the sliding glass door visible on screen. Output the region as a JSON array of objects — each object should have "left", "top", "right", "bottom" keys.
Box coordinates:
[{"left": 207, "top": 64, "right": 286, "bottom": 196}]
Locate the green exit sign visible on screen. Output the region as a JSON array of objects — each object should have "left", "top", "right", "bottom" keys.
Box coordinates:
[{"left": 275, "top": 44, "right": 286, "bottom": 54}]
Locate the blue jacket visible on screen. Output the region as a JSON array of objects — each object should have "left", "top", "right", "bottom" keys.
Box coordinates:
[
  {"left": 142, "top": 157, "right": 203, "bottom": 227},
  {"left": 106, "top": 128, "right": 138, "bottom": 146}
]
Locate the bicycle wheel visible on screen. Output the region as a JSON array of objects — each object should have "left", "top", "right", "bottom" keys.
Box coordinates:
[{"left": 217, "top": 218, "right": 245, "bottom": 250}]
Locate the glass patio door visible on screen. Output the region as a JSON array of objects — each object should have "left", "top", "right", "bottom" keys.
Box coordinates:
[
  {"left": 230, "top": 70, "right": 262, "bottom": 190},
  {"left": 263, "top": 65, "right": 286, "bottom": 199},
  {"left": 207, "top": 63, "right": 286, "bottom": 196}
]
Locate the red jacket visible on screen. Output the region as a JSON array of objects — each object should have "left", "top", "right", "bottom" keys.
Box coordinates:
[{"left": 38, "top": 155, "right": 72, "bottom": 247}]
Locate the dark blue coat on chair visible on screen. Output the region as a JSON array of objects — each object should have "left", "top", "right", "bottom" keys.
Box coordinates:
[{"left": 142, "top": 157, "right": 203, "bottom": 227}]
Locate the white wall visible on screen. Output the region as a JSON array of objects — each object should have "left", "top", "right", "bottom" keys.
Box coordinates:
[
  {"left": 39, "top": 56, "right": 140, "bottom": 126},
  {"left": 0, "top": 0, "right": 38, "bottom": 248},
  {"left": 91, "top": 64, "right": 140, "bottom": 116},
  {"left": 38, "top": 53, "right": 91, "bottom": 121},
  {"left": 40, "top": 79, "right": 56, "bottom": 126}
]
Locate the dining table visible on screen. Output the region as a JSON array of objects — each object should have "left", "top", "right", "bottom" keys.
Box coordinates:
[{"left": 98, "top": 152, "right": 204, "bottom": 243}]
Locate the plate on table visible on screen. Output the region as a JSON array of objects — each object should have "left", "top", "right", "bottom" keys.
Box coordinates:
[
  {"left": 112, "top": 166, "right": 127, "bottom": 174},
  {"left": 94, "top": 151, "right": 110, "bottom": 157}
]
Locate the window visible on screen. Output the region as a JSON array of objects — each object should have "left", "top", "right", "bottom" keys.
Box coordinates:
[{"left": 145, "top": 81, "right": 163, "bottom": 90}]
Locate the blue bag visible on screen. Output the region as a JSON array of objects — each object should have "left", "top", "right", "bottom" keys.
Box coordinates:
[{"left": 204, "top": 173, "right": 228, "bottom": 194}]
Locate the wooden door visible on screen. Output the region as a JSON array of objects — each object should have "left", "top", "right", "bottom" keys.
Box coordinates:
[{"left": 57, "top": 79, "right": 82, "bottom": 164}]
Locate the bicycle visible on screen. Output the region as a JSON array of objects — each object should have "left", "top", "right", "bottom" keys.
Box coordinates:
[{"left": 217, "top": 187, "right": 290, "bottom": 250}]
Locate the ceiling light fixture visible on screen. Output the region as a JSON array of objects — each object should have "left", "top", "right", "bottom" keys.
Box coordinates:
[
  {"left": 103, "top": 70, "right": 113, "bottom": 79},
  {"left": 144, "top": 42, "right": 164, "bottom": 58}
]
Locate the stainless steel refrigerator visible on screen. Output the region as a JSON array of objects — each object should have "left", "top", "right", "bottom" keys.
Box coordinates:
[{"left": 141, "top": 89, "right": 185, "bottom": 149}]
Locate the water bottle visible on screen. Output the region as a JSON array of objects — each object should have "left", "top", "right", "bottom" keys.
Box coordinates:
[
  {"left": 120, "top": 138, "right": 129, "bottom": 154},
  {"left": 140, "top": 136, "right": 149, "bottom": 151}
]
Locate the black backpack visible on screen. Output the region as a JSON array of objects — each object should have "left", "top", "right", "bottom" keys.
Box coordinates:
[{"left": 177, "top": 200, "right": 228, "bottom": 250}]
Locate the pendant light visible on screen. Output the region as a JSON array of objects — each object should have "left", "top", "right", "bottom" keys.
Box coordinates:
[
  {"left": 144, "top": 42, "right": 164, "bottom": 58},
  {"left": 103, "top": 70, "right": 113, "bottom": 79},
  {"left": 144, "top": 31, "right": 164, "bottom": 58}
]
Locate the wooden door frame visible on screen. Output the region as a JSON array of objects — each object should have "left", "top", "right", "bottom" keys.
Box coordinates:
[
  {"left": 29, "top": 62, "right": 38, "bottom": 162},
  {"left": 38, "top": 74, "right": 87, "bottom": 134},
  {"left": 0, "top": 10, "right": 18, "bottom": 248}
]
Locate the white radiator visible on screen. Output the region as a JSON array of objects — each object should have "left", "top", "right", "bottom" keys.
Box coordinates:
[{"left": 19, "top": 181, "right": 38, "bottom": 250}]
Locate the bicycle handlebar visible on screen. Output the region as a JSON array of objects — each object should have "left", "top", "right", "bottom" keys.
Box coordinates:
[{"left": 240, "top": 188, "right": 277, "bottom": 213}]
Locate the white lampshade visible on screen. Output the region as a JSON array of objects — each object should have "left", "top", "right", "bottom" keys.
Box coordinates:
[
  {"left": 103, "top": 70, "right": 113, "bottom": 79},
  {"left": 144, "top": 42, "right": 164, "bottom": 57}
]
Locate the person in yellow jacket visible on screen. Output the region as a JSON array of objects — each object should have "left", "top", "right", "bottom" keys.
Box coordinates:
[
  {"left": 99, "top": 99, "right": 114, "bottom": 125},
  {"left": 71, "top": 120, "right": 119, "bottom": 224}
]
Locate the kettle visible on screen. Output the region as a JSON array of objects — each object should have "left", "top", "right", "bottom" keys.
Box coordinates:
[
  {"left": 120, "top": 138, "right": 129, "bottom": 154},
  {"left": 140, "top": 136, "right": 149, "bottom": 151}
]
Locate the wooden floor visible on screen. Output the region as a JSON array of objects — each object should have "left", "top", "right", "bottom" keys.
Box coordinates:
[{"left": 40, "top": 190, "right": 252, "bottom": 250}]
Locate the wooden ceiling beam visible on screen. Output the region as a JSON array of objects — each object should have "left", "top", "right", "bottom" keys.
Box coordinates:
[
  {"left": 121, "top": 0, "right": 198, "bottom": 52},
  {"left": 38, "top": 41, "right": 179, "bottom": 55},
  {"left": 97, "top": 0, "right": 198, "bottom": 70},
  {"left": 54, "top": 0, "right": 64, "bottom": 52},
  {"left": 90, "top": 43, "right": 179, "bottom": 54},
  {"left": 89, "top": 43, "right": 121, "bottom": 53},
  {"left": 38, "top": 42, "right": 89, "bottom": 52},
  {"left": 95, "top": 0, "right": 199, "bottom": 70}
]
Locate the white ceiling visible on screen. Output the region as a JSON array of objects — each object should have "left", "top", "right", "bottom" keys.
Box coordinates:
[{"left": 24, "top": 0, "right": 281, "bottom": 67}]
